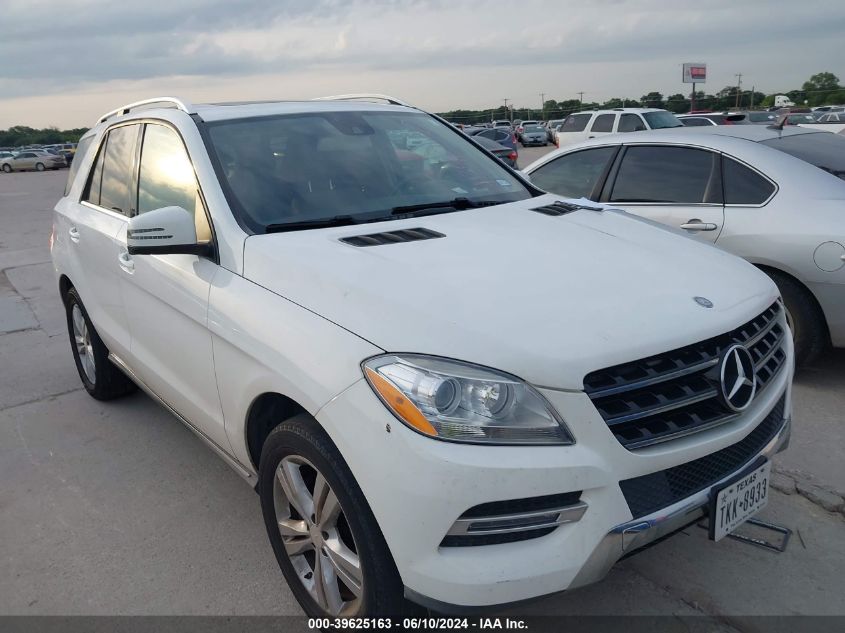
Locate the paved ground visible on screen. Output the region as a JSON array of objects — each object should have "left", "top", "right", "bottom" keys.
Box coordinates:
[{"left": 1, "top": 167, "right": 843, "bottom": 624}]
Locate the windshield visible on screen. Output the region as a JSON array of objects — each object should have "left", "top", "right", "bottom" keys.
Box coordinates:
[
  {"left": 205, "top": 111, "right": 533, "bottom": 232},
  {"left": 643, "top": 111, "right": 683, "bottom": 129},
  {"left": 761, "top": 133, "right": 845, "bottom": 180}
]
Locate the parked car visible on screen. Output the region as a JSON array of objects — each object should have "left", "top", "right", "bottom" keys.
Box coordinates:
[
  {"left": 545, "top": 119, "right": 566, "bottom": 142},
  {"left": 53, "top": 95, "right": 792, "bottom": 618},
  {"left": 785, "top": 113, "right": 818, "bottom": 126},
  {"left": 1, "top": 150, "right": 66, "bottom": 172},
  {"left": 525, "top": 125, "right": 845, "bottom": 365},
  {"left": 519, "top": 124, "right": 547, "bottom": 146},
  {"left": 679, "top": 113, "right": 750, "bottom": 126},
  {"left": 464, "top": 125, "right": 518, "bottom": 154},
  {"left": 818, "top": 112, "right": 845, "bottom": 122},
  {"left": 553, "top": 108, "right": 682, "bottom": 147},
  {"left": 746, "top": 111, "right": 778, "bottom": 125},
  {"left": 492, "top": 119, "right": 512, "bottom": 128},
  {"left": 471, "top": 135, "right": 518, "bottom": 167},
  {"left": 515, "top": 120, "right": 539, "bottom": 140}
]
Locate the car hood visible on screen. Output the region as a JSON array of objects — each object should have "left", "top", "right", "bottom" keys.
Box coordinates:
[{"left": 243, "top": 195, "right": 778, "bottom": 390}]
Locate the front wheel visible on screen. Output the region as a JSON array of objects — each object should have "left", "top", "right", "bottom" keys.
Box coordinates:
[
  {"left": 2, "top": 164, "right": 11, "bottom": 173},
  {"left": 35, "top": 162, "right": 45, "bottom": 172},
  {"left": 259, "top": 416, "right": 420, "bottom": 618}
]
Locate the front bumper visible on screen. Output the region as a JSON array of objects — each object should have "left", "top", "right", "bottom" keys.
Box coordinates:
[{"left": 315, "top": 347, "right": 793, "bottom": 610}]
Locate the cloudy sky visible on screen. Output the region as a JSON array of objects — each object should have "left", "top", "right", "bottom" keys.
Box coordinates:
[{"left": 1, "top": 0, "right": 843, "bottom": 129}]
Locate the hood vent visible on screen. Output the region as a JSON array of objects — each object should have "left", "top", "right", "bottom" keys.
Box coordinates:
[
  {"left": 532, "top": 201, "right": 604, "bottom": 216},
  {"left": 340, "top": 227, "right": 445, "bottom": 247}
]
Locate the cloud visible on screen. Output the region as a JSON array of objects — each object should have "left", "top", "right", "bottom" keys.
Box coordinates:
[{"left": 1, "top": 0, "right": 843, "bottom": 127}]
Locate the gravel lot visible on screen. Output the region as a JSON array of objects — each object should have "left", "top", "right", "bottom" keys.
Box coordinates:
[{"left": 1, "top": 166, "right": 843, "bottom": 624}]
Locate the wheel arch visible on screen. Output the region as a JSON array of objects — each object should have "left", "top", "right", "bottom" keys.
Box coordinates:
[
  {"left": 58, "top": 274, "right": 74, "bottom": 303},
  {"left": 754, "top": 263, "right": 831, "bottom": 344},
  {"left": 245, "top": 392, "right": 309, "bottom": 472}
]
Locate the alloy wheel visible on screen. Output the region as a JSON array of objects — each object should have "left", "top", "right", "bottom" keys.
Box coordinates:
[
  {"left": 71, "top": 304, "right": 96, "bottom": 384},
  {"left": 273, "top": 455, "right": 363, "bottom": 615}
]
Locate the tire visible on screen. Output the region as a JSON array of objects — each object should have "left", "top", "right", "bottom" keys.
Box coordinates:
[
  {"left": 2, "top": 164, "right": 11, "bottom": 173},
  {"left": 35, "top": 162, "right": 45, "bottom": 172},
  {"left": 259, "top": 416, "right": 422, "bottom": 618},
  {"left": 766, "top": 270, "right": 827, "bottom": 366},
  {"left": 64, "top": 287, "right": 137, "bottom": 400}
]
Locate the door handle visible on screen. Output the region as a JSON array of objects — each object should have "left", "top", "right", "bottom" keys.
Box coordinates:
[
  {"left": 680, "top": 219, "right": 718, "bottom": 232},
  {"left": 68, "top": 227, "right": 80, "bottom": 243},
  {"left": 118, "top": 251, "right": 135, "bottom": 273}
]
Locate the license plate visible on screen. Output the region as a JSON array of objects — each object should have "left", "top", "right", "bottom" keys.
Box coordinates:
[{"left": 710, "top": 460, "right": 771, "bottom": 541}]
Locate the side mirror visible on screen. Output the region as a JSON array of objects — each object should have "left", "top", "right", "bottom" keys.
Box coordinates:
[{"left": 127, "top": 206, "right": 209, "bottom": 256}]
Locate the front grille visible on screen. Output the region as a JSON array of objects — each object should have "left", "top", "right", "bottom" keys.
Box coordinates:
[
  {"left": 620, "top": 395, "right": 786, "bottom": 519},
  {"left": 584, "top": 302, "right": 786, "bottom": 449}
]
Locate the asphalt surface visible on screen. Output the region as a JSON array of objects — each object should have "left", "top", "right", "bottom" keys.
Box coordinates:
[{"left": 1, "top": 164, "right": 843, "bottom": 624}]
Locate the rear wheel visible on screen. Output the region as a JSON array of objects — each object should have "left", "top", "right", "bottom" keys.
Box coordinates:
[
  {"left": 259, "top": 416, "right": 421, "bottom": 618},
  {"left": 64, "top": 287, "right": 137, "bottom": 400},
  {"left": 2, "top": 164, "right": 11, "bottom": 173},
  {"left": 766, "top": 270, "right": 827, "bottom": 366}
]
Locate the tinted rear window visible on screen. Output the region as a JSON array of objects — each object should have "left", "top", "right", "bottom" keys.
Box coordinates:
[
  {"left": 64, "top": 136, "right": 94, "bottom": 196},
  {"left": 611, "top": 146, "right": 721, "bottom": 203},
  {"left": 560, "top": 114, "right": 591, "bottom": 133},
  {"left": 643, "top": 111, "right": 683, "bottom": 129},
  {"left": 761, "top": 133, "right": 845, "bottom": 180}
]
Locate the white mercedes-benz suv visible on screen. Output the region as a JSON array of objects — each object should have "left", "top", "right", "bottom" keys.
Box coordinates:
[{"left": 52, "top": 95, "right": 793, "bottom": 617}]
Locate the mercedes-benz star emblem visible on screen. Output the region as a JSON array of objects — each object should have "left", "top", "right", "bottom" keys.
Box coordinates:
[
  {"left": 720, "top": 344, "right": 757, "bottom": 412},
  {"left": 694, "top": 296, "right": 714, "bottom": 308}
]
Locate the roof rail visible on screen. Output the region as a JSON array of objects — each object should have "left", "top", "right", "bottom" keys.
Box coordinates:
[
  {"left": 97, "top": 97, "right": 196, "bottom": 124},
  {"left": 312, "top": 93, "right": 414, "bottom": 108}
]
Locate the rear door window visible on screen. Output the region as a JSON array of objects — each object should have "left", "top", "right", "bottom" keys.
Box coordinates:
[
  {"left": 610, "top": 146, "right": 722, "bottom": 204},
  {"left": 530, "top": 146, "right": 618, "bottom": 199},
  {"left": 85, "top": 125, "right": 140, "bottom": 215},
  {"left": 591, "top": 114, "right": 615, "bottom": 133},
  {"left": 722, "top": 157, "right": 776, "bottom": 204},
  {"left": 618, "top": 114, "right": 646, "bottom": 132}
]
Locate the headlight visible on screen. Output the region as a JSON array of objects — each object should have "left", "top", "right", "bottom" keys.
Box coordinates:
[{"left": 362, "top": 354, "right": 574, "bottom": 445}]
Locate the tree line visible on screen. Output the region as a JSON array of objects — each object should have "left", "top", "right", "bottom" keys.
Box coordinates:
[
  {"left": 437, "top": 71, "right": 845, "bottom": 123},
  {"left": 0, "top": 126, "right": 88, "bottom": 149}
]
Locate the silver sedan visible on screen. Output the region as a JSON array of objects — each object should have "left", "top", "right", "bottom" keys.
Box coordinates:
[
  {"left": 1, "top": 150, "right": 66, "bottom": 172},
  {"left": 524, "top": 126, "right": 845, "bottom": 365}
]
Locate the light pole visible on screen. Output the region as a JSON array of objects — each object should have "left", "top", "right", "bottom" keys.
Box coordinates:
[
  {"left": 735, "top": 73, "right": 743, "bottom": 108},
  {"left": 577, "top": 91, "right": 584, "bottom": 106},
  {"left": 540, "top": 93, "right": 545, "bottom": 120},
  {"left": 503, "top": 98, "right": 510, "bottom": 122}
]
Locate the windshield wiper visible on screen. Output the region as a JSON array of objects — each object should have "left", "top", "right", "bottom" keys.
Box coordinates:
[
  {"left": 390, "top": 197, "right": 501, "bottom": 216},
  {"left": 265, "top": 215, "right": 363, "bottom": 233}
]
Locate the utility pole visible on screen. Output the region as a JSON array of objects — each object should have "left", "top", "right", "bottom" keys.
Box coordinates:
[
  {"left": 577, "top": 91, "right": 584, "bottom": 106},
  {"left": 749, "top": 85, "right": 755, "bottom": 109},
  {"left": 734, "top": 73, "right": 743, "bottom": 109},
  {"left": 540, "top": 93, "right": 545, "bottom": 120},
  {"left": 503, "top": 98, "right": 510, "bottom": 122}
]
